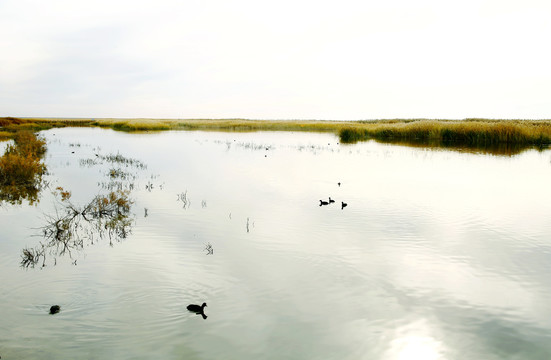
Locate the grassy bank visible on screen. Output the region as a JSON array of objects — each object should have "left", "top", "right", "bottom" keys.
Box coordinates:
[
  {"left": 0, "top": 117, "right": 93, "bottom": 138},
  {"left": 90, "top": 118, "right": 349, "bottom": 132},
  {"left": 339, "top": 119, "right": 551, "bottom": 147},
  {"left": 2, "top": 117, "right": 551, "bottom": 152},
  {"left": 0, "top": 117, "right": 351, "bottom": 135}
]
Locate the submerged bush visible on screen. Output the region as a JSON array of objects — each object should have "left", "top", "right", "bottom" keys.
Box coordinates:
[{"left": 0, "top": 131, "right": 47, "bottom": 205}]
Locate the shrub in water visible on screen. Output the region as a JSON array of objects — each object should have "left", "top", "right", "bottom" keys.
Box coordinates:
[{"left": 0, "top": 131, "right": 47, "bottom": 205}]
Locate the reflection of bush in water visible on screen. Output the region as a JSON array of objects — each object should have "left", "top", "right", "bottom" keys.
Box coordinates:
[
  {"left": 0, "top": 131, "right": 47, "bottom": 205},
  {"left": 20, "top": 189, "right": 134, "bottom": 268}
]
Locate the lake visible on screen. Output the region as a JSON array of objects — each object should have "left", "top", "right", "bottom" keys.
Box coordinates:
[{"left": 1, "top": 127, "right": 551, "bottom": 359}]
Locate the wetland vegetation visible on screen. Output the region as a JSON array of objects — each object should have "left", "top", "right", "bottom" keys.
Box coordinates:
[
  {"left": 19, "top": 148, "right": 148, "bottom": 268},
  {"left": 20, "top": 188, "right": 134, "bottom": 268},
  {"left": 0, "top": 130, "right": 47, "bottom": 205},
  {"left": 1, "top": 126, "right": 551, "bottom": 359},
  {"left": 0, "top": 128, "right": 146, "bottom": 267},
  {"left": 2, "top": 116, "right": 551, "bottom": 154}
]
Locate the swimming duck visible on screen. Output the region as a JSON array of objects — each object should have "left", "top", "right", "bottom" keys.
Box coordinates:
[
  {"left": 319, "top": 200, "right": 329, "bottom": 206},
  {"left": 187, "top": 302, "right": 207, "bottom": 313},
  {"left": 341, "top": 202, "right": 348, "bottom": 209},
  {"left": 187, "top": 302, "right": 207, "bottom": 319},
  {"left": 49, "top": 305, "right": 60, "bottom": 314},
  {"left": 328, "top": 197, "right": 335, "bottom": 203}
]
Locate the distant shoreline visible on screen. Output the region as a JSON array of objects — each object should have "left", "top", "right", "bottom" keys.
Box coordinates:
[{"left": 2, "top": 117, "right": 551, "bottom": 155}]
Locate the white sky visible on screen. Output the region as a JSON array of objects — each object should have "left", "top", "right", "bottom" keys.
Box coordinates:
[{"left": 1, "top": 0, "right": 550, "bottom": 120}]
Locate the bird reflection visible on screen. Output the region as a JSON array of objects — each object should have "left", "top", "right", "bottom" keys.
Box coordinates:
[{"left": 187, "top": 302, "right": 208, "bottom": 320}]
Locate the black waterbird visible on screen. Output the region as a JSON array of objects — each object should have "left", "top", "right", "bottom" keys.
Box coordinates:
[
  {"left": 187, "top": 302, "right": 208, "bottom": 319},
  {"left": 49, "top": 305, "right": 60, "bottom": 314},
  {"left": 328, "top": 197, "right": 335, "bottom": 204},
  {"left": 341, "top": 202, "right": 348, "bottom": 209},
  {"left": 319, "top": 200, "right": 329, "bottom": 206}
]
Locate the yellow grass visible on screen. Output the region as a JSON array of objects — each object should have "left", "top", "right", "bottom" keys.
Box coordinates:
[
  {"left": 91, "top": 118, "right": 351, "bottom": 132},
  {"left": 0, "top": 131, "right": 12, "bottom": 140},
  {"left": 0, "top": 131, "right": 47, "bottom": 205},
  {"left": 2, "top": 117, "right": 551, "bottom": 153},
  {"left": 339, "top": 119, "right": 551, "bottom": 147}
]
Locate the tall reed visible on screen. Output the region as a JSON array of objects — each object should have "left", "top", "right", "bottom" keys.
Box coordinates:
[
  {"left": 339, "top": 120, "right": 551, "bottom": 147},
  {"left": 3, "top": 116, "right": 551, "bottom": 152}
]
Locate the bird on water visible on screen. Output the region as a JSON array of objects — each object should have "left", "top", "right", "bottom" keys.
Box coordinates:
[
  {"left": 341, "top": 202, "right": 348, "bottom": 209},
  {"left": 49, "top": 305, "right": 60, "bottom": 314},
  {"left": 328, "top": 197, "right": 335, "bottom": 203},
  {"left": 319, "top": 200, "right": 329, "bottom": 206},
  {"left": 187, "top": 302, "right": 208, "bottom": 319}
]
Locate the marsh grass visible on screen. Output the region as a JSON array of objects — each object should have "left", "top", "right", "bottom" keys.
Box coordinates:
[
  {"left": 174, "top": 119, "right": 346, "bottom": 132},
  {"left": 0, "top": 131, "right": 12, "bottom": 140},
  {"left": 4, "top": 116, "right": 551, "bottom": 152},
  {"left": 89, "top": 118, "right": 347, "bottom": 133},
  {"left": 1, "top": 117, "right": 93, "bottom": 135},
  {"left": 93, "top": 119, "right": 173, "bottom": 131},
  {"left": 339, "top": 119, "right": 551, "bottom": 148}
]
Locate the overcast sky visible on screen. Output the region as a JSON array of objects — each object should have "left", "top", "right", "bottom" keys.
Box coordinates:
[{"left": 1, "top": 0, "right": 550, "bottom": 120}]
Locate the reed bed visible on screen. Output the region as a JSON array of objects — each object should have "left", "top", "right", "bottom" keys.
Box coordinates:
[
  {"left": 92, "top": 119, "right": 173, "bottom": 131},
  {"left": 92, "top": 118, "right": 349, "bottom": 133},
  {"left": 339, "top": 119, "right": 551, "bottom": 147},
  {"left": 2, "top": 116, "right": 551, "bottom": 151},
  {"left": 0, "top": 117, "right": 93, "bottom": 136}
]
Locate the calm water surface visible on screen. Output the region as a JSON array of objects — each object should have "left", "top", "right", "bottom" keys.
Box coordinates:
[{"left": 1, "top": 128, "right": 551, "bottom": 359}]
